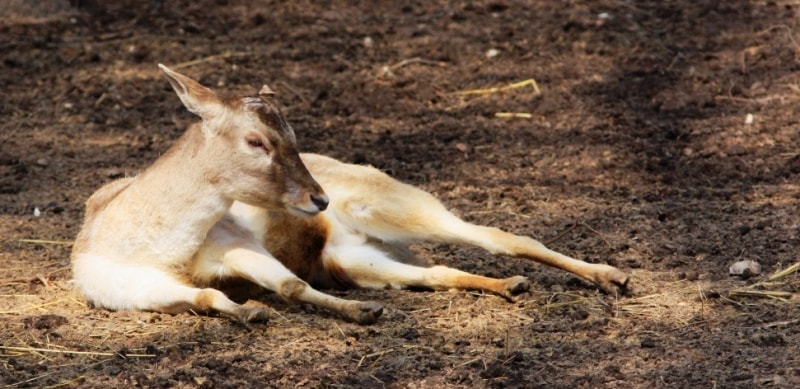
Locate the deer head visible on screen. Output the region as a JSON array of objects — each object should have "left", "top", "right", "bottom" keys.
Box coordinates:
[{"left": 158, "top": 64, "right": 329, "bottom": 216}]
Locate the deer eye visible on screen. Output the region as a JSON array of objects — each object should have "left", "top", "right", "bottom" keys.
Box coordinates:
[{"left": 247, "top": 138, "right": 264, "bottom": 148}]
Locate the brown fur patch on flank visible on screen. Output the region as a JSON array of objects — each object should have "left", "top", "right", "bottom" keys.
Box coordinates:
[{"left": 262, "top": 211, "right": 329, "bottom": 282}]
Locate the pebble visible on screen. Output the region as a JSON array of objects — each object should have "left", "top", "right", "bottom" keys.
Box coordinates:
[{"left": 729, "top": 260, "right": 761, "bottom": 278}]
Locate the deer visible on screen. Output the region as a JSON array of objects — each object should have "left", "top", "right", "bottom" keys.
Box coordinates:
[
  {"left": 72, "top": 65, "right": 629, "bottom": 326},
  {"left": 71, "top": 64, "right": 384, "bottom": 324}
]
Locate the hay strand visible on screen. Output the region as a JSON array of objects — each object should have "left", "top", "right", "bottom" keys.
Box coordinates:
[
  {"left": 171, "top": 51, "right": 252, "bottom": 70},
  {"left": 17, "top": 239, "right": 73, "bottom": 246},
  {"left": 768, "top": 262, "right": 800, "bottom": 281},
  {"left": 453, "top": 78, "right": 541, "bottom": 96},
  {"left": 0, "top": 345, "right": 156, "bottom": 358},
  {"left": 495, "top": 112, "right": 533, "bottom": 119},
  {"left": 728, "top": 289, "right": 793, "bottom": 299},
  {"left": 389, "top": 57, "right": 446, "bottom": 70}
]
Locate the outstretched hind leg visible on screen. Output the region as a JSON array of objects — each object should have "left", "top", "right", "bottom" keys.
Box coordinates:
[
  {"left": 327, "top": 174, "right": 628, "bottom": 294},
  {"left": 322, "top": 241, "right": 531, "bottom": 301}
]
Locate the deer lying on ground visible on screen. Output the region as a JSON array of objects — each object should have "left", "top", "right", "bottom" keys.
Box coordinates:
[{"left": 72, "top": 65, "right": 629, "bottom": 325}]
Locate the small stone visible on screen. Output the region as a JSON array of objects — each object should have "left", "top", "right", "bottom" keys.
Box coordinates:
[
  {"left": 486, "top": 48, "right": 500, "bottom": 58},
  {"left": 729, "top": 260, "right": 761, "bottom": 278}
]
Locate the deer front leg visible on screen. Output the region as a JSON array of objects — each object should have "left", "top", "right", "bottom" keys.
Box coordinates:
[
  {"left": 219, "top": 248, "right": 383, "bottom": 324},
  {"left": 193, "top": 228, "right": 383, "bottom": 324},
  {"left": 155, "top": 285, "right": 271, "bottom": 324}
]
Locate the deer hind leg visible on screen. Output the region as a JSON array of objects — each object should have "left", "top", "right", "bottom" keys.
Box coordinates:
[
  {"left": 335, "top": 186, "right": 628, "bottom": 294},
  {"left": 443, "top": 221, "right": 629, "bottom": 294},
  {"left": 324, "top": 242, "right": 531, "bottom": 301},
  {"left": 72, "top": 254, "right": 269, "bottom": 323}
]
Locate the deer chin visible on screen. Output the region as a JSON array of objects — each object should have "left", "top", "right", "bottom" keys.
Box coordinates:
[{"left": 285, "top": 203, "right": 322, "bottom": 218}]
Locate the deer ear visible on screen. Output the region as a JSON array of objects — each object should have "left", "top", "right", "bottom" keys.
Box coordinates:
[{"left": 158, "top": 64, "right": 221, "bottom": 119}]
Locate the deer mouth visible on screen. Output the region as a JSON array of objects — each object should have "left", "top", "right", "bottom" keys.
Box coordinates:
[
  {"left": 283, "top": 192, "right": 328, "bottom": 218},
  {"left": 286, "top": 204, "right": 322, "bottom": 218}
]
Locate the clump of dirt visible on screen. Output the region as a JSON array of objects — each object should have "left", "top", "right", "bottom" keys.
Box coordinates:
[{"left": 1, "top": 1, "right": 798, "bottom": 387}]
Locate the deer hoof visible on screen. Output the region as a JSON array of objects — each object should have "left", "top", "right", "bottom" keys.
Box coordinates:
[
  {"left": 507, "top": 276, "right": 531, "bottom": 295},
  {"left": 499, "top": 276, "right": 531, "bottom": 301},
  {"left": 239, "top": 307, "right": 270, "bottom": 324},
  {"left": 354, "top": 301, "right": 384, "bottom": 325},
  {"left": 595, "top": 266, "right": 630, "bottom": 296}
]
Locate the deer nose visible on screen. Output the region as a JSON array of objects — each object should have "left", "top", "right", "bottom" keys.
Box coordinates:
[{"left": 310, "top": 193, "right": 329, "bottom": 211}]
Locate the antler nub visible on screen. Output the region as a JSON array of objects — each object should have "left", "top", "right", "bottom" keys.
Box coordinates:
[{"left": 259, "top": 84, "right": 276, "bottom": 98}]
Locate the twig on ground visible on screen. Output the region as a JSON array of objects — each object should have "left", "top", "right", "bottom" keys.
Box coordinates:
[
  {"left": 332, "top": 321, "right": 347, "bottom": 339},
  {"left": 356, "top": 348, "right": 395, "bottom": 369},
  {"left": 171, "top": 51, "right": 252, "bottom": 70},
  {"left": 768, "top": 262, "right": 800, "bottom": 281},
  {"left": 7, "top": 372, "right": 54, "bottom": 388},
  {"left": 714, "top": 94, "right": 791, "bottom": 106},
  {"left": 378, "top": 57, "right": 447, "bottom": 77},
  {"left": 544, "top": 223, "right": 579, "bottom": 246},
  {"left": 495, "top": 112, "right": 532, "bottom": 119},
  {"left": 18, "top": 239, "right": 73, "bottom": 246},
  {"left": 581, "top": 222, "right": 613, "bottom": 249},
  {"left": 0, "top": 345, "right": 155, "bottom": 358},
  {"left": 390, "top": 57, "right": 447, "bottom": 70},
  {"left": 728, "top": 289, "right": 793, "bottom": 300},
  {"left": 453, "top": 79, "right": 541, "bottom": 96},
  {"left": 457, "top": 357, "right": 482, "bottom": 367},
  {"left": 756, "top": 25, "right": 800, "bottom": 50},
  {"left": 762, "top": 319, "right": 800, "bottom": 329},
  {"left": 42, "top": 374, "right": 87, "bottom": 389}
]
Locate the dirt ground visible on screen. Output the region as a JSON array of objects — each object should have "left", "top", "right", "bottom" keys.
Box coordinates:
[{"left": 1, "top": 0, "right": 799, "bottom": 387}]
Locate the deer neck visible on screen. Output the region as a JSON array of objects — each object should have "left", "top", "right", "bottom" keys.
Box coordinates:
[{"left": 119, "top": 125, "right": 234, "bottom": 260}]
